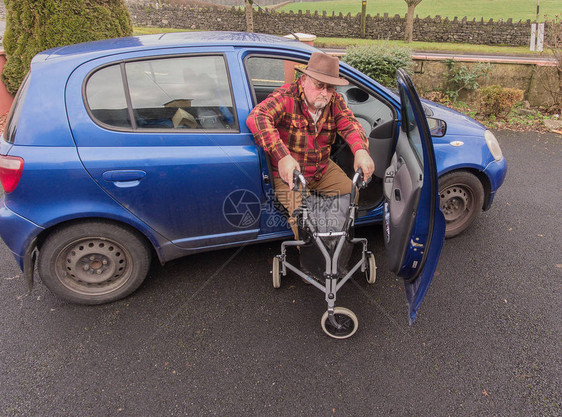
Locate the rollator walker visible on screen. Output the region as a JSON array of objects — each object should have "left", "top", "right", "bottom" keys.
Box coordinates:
[{"left": 271, "top": 168, "right": 376, "bottom": 339}]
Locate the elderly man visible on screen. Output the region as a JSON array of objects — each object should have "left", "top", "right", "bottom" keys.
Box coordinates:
[{"left": 247, "top": 52, "right": 375, "bottom": 237}]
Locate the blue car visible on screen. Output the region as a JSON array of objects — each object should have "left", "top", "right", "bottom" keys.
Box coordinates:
[{"left": 0, "top": 32, "right": 506, "bottom": 318}]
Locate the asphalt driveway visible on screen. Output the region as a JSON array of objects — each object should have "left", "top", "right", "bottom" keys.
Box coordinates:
[{"left": 0, "top": 130, "right": 560, "bottom": 416}]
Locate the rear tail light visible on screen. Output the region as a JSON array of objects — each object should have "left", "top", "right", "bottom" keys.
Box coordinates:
[{"left": 0, "top": 155, "right": 24, "bottom": 193}]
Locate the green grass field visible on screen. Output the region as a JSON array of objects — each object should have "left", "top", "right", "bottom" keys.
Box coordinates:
[
  {"left": 314, "top": 37, "right": 542, "bottom": 55},
  {"left": 132, "top": 27, "right": 193, "bottom": 35},
  {"left": 276, "top": 0, "right": 560, "bottom": 21}
]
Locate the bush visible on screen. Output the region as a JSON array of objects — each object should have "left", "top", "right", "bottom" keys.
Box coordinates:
[
  {"left": 442, "top": 59, "right": 493, "bottom": 103},
  {"left": 2, "top": 0, "right": 133, "bottom": 95},
  {"left": 479, "top": 85, "right": 524, "bottom": 118},
  {"left": 342, "top": 44, "right": 412, "bottom": 88}
]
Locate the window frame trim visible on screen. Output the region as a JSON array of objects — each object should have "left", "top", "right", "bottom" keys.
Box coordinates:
[{"left": 399, "top": 86, "right": 424, "bottom": 168}]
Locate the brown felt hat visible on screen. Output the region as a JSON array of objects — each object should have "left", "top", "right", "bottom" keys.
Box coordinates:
[{"left": 297, "top": 52, "right": 349, "bottom": 86}]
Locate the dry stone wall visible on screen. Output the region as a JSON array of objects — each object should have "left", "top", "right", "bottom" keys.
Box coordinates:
[{"left": 127, "top": 2, "right": 549, "bottom": 46}]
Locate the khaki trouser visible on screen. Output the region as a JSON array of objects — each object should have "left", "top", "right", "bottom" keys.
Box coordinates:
[{"left": 273, "top": 160, "right": 353, "bottom": 238}]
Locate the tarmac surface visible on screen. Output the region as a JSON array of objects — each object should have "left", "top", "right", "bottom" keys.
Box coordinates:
[{"left": 0, "top": 130, "right": 561, "bottom": 416}]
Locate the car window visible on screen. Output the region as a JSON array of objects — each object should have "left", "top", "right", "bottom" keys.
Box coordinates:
[
  {"left": 86, "top": 64, "right": 131, "bottom": 128},
  {"left": 245, "top": 55, "right": 394, "bottom": 133},
  {"left": 399, "top": 87, "right": 424, "bottom": 164},
  {"left": 125, "top": 55, "right": 235, "bottom": 130},
  {"left": 4, "top": 72, "right": 31, "bottom": 143},
  {"left": 246, "top": 56, "right": 303, "bottom": 104}
]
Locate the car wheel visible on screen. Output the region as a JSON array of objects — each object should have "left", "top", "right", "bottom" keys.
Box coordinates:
[
  {"left": 439, "top": 171, "right": 484, "bottom": 239},
  {"left": 38, "top": 221, "right": 151, "bottom": 305}
]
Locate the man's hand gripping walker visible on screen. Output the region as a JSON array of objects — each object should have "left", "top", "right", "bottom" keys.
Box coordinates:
[{"left": 272, "top": 169, "right": 377, "bottom": 339}]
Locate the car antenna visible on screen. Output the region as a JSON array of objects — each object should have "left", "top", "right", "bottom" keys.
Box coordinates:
[{"left": 245, "top": 0, "right": 301, "bottom": 41}]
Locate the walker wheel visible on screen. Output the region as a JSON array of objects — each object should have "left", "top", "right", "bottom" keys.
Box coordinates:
[
  {"left": 272, "top": 256, "right": 281, "bottom": 289},
  {"left": 365, "top": 252, "right": 376, "bottom": 284},
  {"left": 321, "top": 307, "right": 358, "bottom": 339}
]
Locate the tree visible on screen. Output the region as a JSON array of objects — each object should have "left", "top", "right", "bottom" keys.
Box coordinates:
[
  {"left": 2, "top": 0, "right": 132, "bottom": 95},
  {"left": 404, "top": 0, "right": 423, "bottom": 43},
  {"left": 245, "top": 0, "right": 254, "bottom": 33}
]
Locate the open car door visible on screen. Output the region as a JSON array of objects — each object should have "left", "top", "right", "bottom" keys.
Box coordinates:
[{"left": 383, "top": 69, "right": 446, "bottom": 324}]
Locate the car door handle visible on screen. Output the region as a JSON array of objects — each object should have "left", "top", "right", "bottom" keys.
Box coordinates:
[
  {"left": 262, "top": 172, "right": 270, "bottom": 184},
  {"left": 102, "top": 170, "right": 147, "bottom": 182}
]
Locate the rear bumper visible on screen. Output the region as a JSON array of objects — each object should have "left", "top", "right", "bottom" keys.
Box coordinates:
[{"left": 0, "top": 199, "right": 43, "bottom": 270}]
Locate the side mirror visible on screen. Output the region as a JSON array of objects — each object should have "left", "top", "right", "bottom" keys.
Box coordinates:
[{"left": 427, "top": 117, "right": 447, "bottom": 137}]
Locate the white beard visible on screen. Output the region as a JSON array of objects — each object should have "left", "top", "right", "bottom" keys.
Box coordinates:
[{"left": 313, "top": 98, "right": 329, "bottom": 110}]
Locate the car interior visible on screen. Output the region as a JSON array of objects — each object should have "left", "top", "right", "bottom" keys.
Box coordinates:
[{"left": 245, "top": 55, "right": 398, "bottom": 215}]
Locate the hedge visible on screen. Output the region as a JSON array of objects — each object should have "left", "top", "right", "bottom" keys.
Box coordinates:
[
  {"left": 342, "top": 44, "right": 413, "bottom": 88},
  {"left": 2, "top": 0, "right": 133, "bottom": 95}
]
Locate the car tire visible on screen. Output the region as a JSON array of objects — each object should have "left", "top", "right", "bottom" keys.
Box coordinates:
[
  {"left": 38, "top": 221, "right": 151, "bottom": 305},
  {"left": 439, "top": 171, "right": 484, "bottom": 239}
]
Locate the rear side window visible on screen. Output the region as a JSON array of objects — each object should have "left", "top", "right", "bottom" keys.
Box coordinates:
[
  {"left": 86, "top": 65, "right": 131, "bottom": 128},
  {"left": 4, "top": 73, "right": 31, "bottom": 143},
  {"left": 85, "top": 55, "right": 236, "bottom": 131}
]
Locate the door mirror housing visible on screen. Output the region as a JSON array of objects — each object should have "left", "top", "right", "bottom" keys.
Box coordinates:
[{"left": 427, "top": 117, "right": 447, "bottom": 137}]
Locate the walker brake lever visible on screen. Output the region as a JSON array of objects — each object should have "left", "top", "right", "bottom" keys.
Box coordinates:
[
  {"left": 355, "top": 168, "right": 372, "bottom": 189},
  {"left": 292, "top": 170, "right": 305, "bottom": 191},
  {"left": 359, "top": 176, "right": 372, "bottom": 189}
]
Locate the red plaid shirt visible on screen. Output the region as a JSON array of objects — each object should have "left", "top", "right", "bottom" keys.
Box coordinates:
[{"left": 246, "top": 79, "right": 368, "bottom": 180}]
